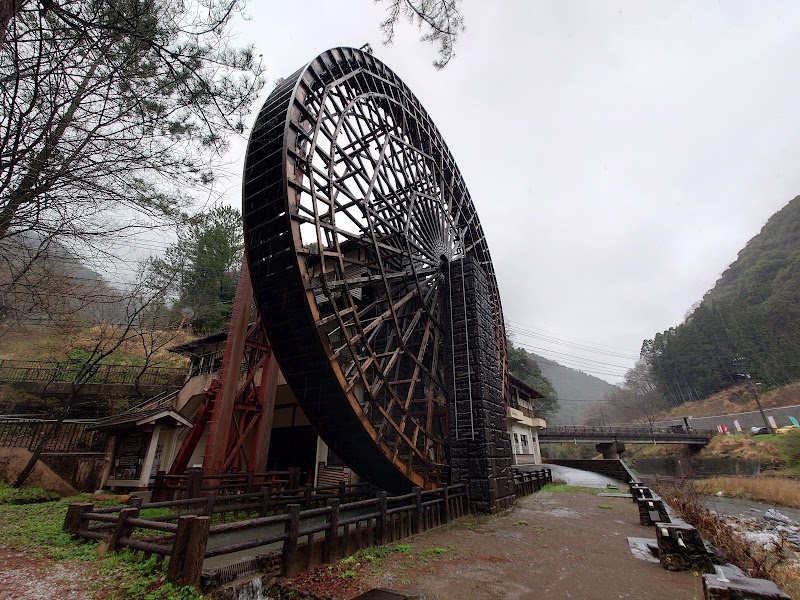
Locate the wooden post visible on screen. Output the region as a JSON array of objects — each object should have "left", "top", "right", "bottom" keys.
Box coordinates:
[
  {"left": 246, "top": 470, "right": 254, "bottom": 493},
  {"left": 376, "top": 491, "right": 387, "bottom": 545},
  {"left": 260, "top": 486, "right": 271, "bottom": 516},
  {"left": 186, "top": 466, "right": 203, "bottom": 498},
  {"left": 338, "top": 480, "right": 346, "bottom": 502},
  {"left": 323, "top": 499, "right": 340, "bottom": 563},
  {"left": 63, "top": 502, "right": 93, "bottom": 534},
  {"left": 168, "top": 515, "right": 194, "bottom": 583},
  {"left": 204, "top": 492, "right": 215, "bottom": 516},
  {"left": 412, "top": 486, "right": 422, "bottom": 534},
  {"left": 110, "top": 507, "right": 139, "bottom": 551},
  {"left": 442, "top": 486, "right": 450, "bottom": 525},
  {"left": 289, "top": 467, "right": 300, "bottom": 489},
  {"left": 127, "top": 496, "right": 143, "bottom": 509},
  {"left": 153, "top": 470, "right": 166, "bottom": 502},
  {"left": 282, "top": 504, "right": 300, "bottom": 576},
  {"left": 304, "top": 485, "right": 312, "bottom": 509},
  {"left": 180, "top": 516, "right": 210, "bottom": 587}
]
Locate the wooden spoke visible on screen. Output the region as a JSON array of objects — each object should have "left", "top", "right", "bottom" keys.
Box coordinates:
[{"left": 243, "top": 47, "right": 507, "bottom": 492}]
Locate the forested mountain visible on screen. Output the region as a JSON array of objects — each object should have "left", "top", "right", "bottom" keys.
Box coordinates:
[
  {"left": 530, "top": 353, "right": 619, "bottom": 424},
  {"left": 507, "top": 342, "right": 619, "bottom": 423},
  {"left": 508, "top": 344, "right": 559, "bottom": 419},
  {"left": 642, "top": 195, "right": 800, "bottom": 403}
]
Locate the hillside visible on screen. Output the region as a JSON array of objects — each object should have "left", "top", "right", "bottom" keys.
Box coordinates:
[
  {"left": 649, "top": 381, "right": 800, "bottom": 421},
  {"left": 529, "top": 352, "right": 619, "bottom": 425},
  {"left": 643, "top": 195, "right": 800, "bottom": 404}
]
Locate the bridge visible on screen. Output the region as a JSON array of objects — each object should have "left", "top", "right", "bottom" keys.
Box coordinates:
[{"left": 538, "top": 425, "right": 716, "bottom": 458}]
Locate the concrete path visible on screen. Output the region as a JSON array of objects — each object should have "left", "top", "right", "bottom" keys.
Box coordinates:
[{"left": 518, "top": 463, "right": 624, "bottom": 488}]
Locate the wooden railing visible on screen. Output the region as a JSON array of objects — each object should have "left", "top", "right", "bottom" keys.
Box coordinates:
[
  {"left": 512, "top": 469, "right": 552, "bottom": 497},
  {"left": 65, "top": 468, "right": 552, "bottom": 590},
  {"left": 153, "top": 467, "right": 312, "bottom": 501},
  {"left": 0, "top": 418, "right": 107, "bottom": 452},
  {"left": 0, "top": 359, "right": 185, "bottom": 387}
]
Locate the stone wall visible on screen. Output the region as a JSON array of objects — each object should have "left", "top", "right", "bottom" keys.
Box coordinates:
[{"left": 443, "top": 256, "right": 515, "bottom": 513}]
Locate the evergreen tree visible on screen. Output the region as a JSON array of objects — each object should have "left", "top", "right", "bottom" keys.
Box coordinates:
[
  {"left": 154, "top": 205, "right": 243, "bottom": 333},
  {"left": 642, "top": 196, "right": 800, "bottom": 403},
  {"left": 507, "top": 342, "right": 559, "bottom": 419}
]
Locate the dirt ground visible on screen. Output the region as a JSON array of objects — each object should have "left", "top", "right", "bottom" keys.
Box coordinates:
[
  {"left": 0, "top": 547, "right": 93, "bottom": 600},
  {"left": 356, "top": 489, "right": 704, "bottom": 599}
]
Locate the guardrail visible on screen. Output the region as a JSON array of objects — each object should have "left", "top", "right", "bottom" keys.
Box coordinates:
[
  {"left": 0, "top": 418, "right": 107, "bottom": 452},
  {"left": 539, "top": 425, "right": 715, "bottom": 440},
  {"left": 0, "top": 359, "right": 185, "bottom": 387},
  {"left": 66, "top": 467, "right": 552, "bottom": 589}
]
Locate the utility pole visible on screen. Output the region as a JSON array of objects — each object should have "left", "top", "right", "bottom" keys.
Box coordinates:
[
  {"left": 748, "top": 378, "right": 773, "bottom": 434},
  {"left": 735, "top": 357, "right": 773, "bottom": 434}
]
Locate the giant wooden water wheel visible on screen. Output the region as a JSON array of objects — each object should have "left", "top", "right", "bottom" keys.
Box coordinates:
[{"left": 242, "top": 47, "right": 506, "bottom": 491}]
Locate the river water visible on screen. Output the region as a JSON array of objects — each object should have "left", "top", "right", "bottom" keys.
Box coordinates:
[{"left": 701, "top": 495, "right": 800, "bottom": 522}]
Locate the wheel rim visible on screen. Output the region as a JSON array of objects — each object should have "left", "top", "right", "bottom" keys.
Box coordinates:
[{"left": 243, "top": 47, "right": 506, "bottom": 490}]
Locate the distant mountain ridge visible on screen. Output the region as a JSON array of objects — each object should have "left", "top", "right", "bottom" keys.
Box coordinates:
[
  {"left": 643, "top": 195, "right": 800, "bottom": 404},
  {"left": 528, "top": 352, "right": 618, "bottom": 424}
]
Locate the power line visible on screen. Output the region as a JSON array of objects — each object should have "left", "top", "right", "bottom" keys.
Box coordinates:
[{"left": 507, "top": 320, "right": 640, "bottom": 357}]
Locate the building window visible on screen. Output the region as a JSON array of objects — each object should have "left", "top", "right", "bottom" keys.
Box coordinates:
[{"left": 521, "top": 434, "right": 529, "bottom": 454}]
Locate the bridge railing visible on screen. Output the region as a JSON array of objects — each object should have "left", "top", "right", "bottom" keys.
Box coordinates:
[
  {"left": 539, "top": 425, "right": 715, "bottom": 439},
  {"left": 0, "top": 359, "right": 185, "bottom": 387}
]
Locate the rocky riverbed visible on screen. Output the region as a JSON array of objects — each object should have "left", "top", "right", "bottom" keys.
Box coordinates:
[{"left": 706, "top": 500, "right": 800, "bottom": 553}]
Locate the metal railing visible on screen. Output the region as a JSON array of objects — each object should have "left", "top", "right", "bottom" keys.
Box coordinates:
[
  {"left": 0, "top": 359, "right": 185, "bottom": 387},
  {"left": 0, "top": 418, "right": 107, "bottom": 452},
  {"left": 539, "top": 425, "right": 715, "bottom": 440}
]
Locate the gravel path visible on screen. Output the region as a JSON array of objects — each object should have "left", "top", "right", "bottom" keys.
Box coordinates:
[
  {"left": 359, "top": 489, "right": 702, "bottom": 599},
  {"left": 0, "top": 547, "right": 94, "bottom": 600}
]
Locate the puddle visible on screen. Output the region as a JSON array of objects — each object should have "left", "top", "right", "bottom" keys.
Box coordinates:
[{"left": 628, "top": 537, "right": 660, "bottom": 563}]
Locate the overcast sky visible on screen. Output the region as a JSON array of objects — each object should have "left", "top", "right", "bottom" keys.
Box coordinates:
[{"left": 216, "top": 0, "right": 800, "bottom": 383}]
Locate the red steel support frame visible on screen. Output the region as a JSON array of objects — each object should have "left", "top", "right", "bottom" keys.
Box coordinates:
[{"left": 169, "top": 263, "right": 276, "bottom": 476}]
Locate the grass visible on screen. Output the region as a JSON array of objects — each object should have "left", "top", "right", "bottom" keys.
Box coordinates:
[
  {"left": 597, "top": 504, "right": 613, "bottom": 510},
  {"left": 0, "top": 484, "right": 203, "bottom": 599},
  {"left": 693, "top": 475, "right": 800, "bottom": 509},
  {"left": 649, "top": 382, "right": 800, "bottom": 421},
  {"left": 653, "top": 480, "right": 800, "bottom": 598},
  {"left": 540, "top": 483, "right": 599, "bottom": 494},
  {"left": 513, "top": 520, "right": 528, "bottom": 526},
  {"left": 0, "top": 324, "right": 191, "bottom": 368},
  {"left": 0, "top": 484, "right": 59, "bottom": 505}
]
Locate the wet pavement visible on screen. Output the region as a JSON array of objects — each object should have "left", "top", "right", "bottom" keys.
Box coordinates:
[
  {"left": 518, "top": 463, "right": 624, "bottom": 488},
  {"left": 351, "top": 486, "right": 701, "bottom": 599}
]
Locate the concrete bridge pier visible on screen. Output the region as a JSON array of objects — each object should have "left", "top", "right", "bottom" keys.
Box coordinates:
[{"left": 596, "top": 441, "right": 626, "bottom": 459}]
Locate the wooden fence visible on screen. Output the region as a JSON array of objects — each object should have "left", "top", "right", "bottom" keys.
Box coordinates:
[
  {"left": 152, "top": 467, "right": 339, "bottom": 501},
  {"left": 65, "top": 468, "right": 552, "bottom": 590},
  {"left": 0, "top": 418, "right": 107, "bottom": 453}
]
